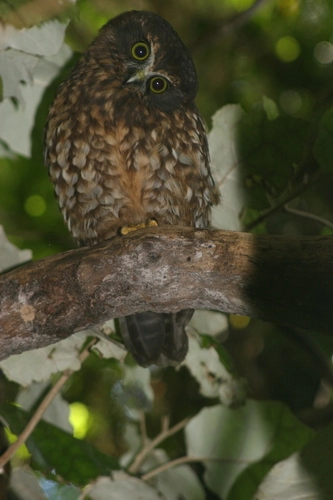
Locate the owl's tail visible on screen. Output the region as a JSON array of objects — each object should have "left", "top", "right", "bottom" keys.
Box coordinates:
[{"left": 119, "top": 310, "right": 193, "bottom": 367}]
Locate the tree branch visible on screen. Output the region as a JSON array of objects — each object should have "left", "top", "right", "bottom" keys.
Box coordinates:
[{"left": 0, "top": 227, "right": 332, "bottom": 360}]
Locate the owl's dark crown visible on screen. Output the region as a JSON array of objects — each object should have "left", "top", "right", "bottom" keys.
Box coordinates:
[{"left": 84, "top": 10, "right": 199, "bottom": 113}]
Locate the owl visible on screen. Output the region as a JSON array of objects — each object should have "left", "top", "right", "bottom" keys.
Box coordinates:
[{"left": 44, "top": 10, "right": 220, "bottom": 366}]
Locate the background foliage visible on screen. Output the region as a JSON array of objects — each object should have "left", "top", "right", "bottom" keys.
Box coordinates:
[{"left": 1, "top": 0, "right": 333, "bottom": 498}]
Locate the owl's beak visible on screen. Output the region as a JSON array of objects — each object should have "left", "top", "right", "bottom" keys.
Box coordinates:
[{"left": 126, "top": 69, "right": 147, "bottom": 84}]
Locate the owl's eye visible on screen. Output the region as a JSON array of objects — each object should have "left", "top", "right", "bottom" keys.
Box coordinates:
[
  {"left": 131, "top": 41, "right": 150, "bottom": 61},
  {"left": 149, "top": 76, "right": 169, "bottom": 94}
]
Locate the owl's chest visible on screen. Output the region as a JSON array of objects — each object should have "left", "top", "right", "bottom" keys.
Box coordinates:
[
  {"left": 90, "top": 123, "right": 185, "bottom": 218},
  {"left": 49, "top": 104, "right": 206, "bottom": 243}
]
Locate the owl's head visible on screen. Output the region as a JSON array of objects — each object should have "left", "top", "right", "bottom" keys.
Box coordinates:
[{"left": 88, "top": 10, "right": 198, "bottom": 113}]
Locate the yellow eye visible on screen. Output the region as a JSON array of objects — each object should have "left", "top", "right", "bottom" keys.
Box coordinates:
[
  {"left": 131, "top": 41, "right": 150, "bottom": 61},
  {"left": 149, "top": 76, "right": 168, "bottom": 94}
]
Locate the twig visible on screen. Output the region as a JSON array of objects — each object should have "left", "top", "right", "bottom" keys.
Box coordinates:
[
  {"left": 0, "top": 337, "right": 98, "bottom": 468},
  {"left": 141, "top": 455, "right": 251, "bottom": 481},
  {"left": 222, "top": 0, "right": 271, "bottom": 33},
  {"left": 190, "top": 0, "right": 272, "bottom": 52},
  {"left": 161, "top": 415, "right": 170, "bottom": 433},
  {"left": 128, "top": 416, "right": 190, "bottom": 474},
  {"left": 244, "top": 174, "right": 320, "bottom": 231},
  {"left": 284, "top": 205, "right": 333, "bottom": 230}
]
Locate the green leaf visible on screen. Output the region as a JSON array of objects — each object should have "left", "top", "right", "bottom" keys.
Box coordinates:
[
  {"left": 199, "top": 334, "right": 236, "bottom": 374},
  {"left": 185, "top": 400, "right": 315, "bottom": 500},
  {"left": 313, "top": 107, "right": 333, "bottom": 173},
  {"left": 238, "top": 107, "right": 309, "bottom": 207},
  {"left": 0, "top": 403, "right": 120, "bottom": 486},
  {"left": 256, "top": 420, "right": 333, "bottom": 498}
]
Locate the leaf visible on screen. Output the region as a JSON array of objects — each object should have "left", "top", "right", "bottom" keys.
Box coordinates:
[
  {"left": 11, "top": 468, "right": 81, "bottom": 500},
  {"left": 190, "top": 309, "right": 228, "bottom": 336},
  {"left": 0, "top": 44, "right": 72, "bottom": 155},
  {"left": 254, "top": 452, "right": 323, "bottom": 499},
  {"left": 296, "top": 419, "right": 333, "bottom": 498},
  {"left": 208, "top": 104, "right": 247, "bottom": 231},
  {"left": 0, "top": 329, "right": 126, "bottom": 386},
  {"left": 38, "top": 477, "right": 80, "bottom": 500},
  {"left": 0, "top": 49, "right": 39, "bottom": 101},
  {"left": 238, "top": 107, "right": 309, "bottom": 208},
  {"left": 182, "top": 331, "right": 246, "bottom": 406},
  {"left": 92, "top": 322, "right": 127, "bottom": 361},
  {"left": 255, "top": 420, "right": 333, "bottom": 499},
  {"left": 0, "top": 21, "right": 68, "bottom": 56},
  {"left": 143, "top": 448, "right": 205, "bottom": 500},
  {"left": 122, "top": 364, "right": 154, "bottom": 410},
  {"left": 0, "top": 333, "right": 88, "bottom": 386},
  {"left": 153, "top": 462, "right": 205, "bottom": 500},
  {"left": 185, "top": 400, "right": 315, "bottom": 500},
  {"left": 313, "top": 107, "right": 333, "bottom": 173},
  {"left": 10, "top": 467, "right": 47, "bottom": 500},
  {"left": 17, "top": 382, "right": 73, "bottom": 433},
  {"left": 208, "top": 103, "right": 309, "bottom": 225},
  {"left": 0, "top": 224, "right": 31, "bottom": 272},
  {"left": 111, "top": 363, "right": 153, "bottom": 422},
  {"left": 0, "top": 404, "right": 120, "bottom": 485},
  {"left": 85, "top": 473, "right": 161, "bottom": 500}
]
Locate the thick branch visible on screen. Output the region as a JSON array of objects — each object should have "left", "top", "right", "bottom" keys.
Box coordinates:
[{"left": 0, "top": 227, "right": 332, "bottom": 360}]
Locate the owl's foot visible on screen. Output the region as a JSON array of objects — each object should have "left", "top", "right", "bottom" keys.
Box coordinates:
[{"left": 119, "top": 218, "right": 158, "bottom": 235}]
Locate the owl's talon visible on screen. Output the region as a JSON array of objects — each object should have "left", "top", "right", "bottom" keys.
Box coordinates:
[
  {"left": 147, "top": 218, "right": 158, "bottom": 227},
  {"left": 120, "top": 218, "right": 158, "bottom": 235}
]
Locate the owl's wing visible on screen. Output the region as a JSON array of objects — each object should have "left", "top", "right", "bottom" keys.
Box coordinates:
[{"left": 119, "top": 310, "right": 193, "bottom": 367}]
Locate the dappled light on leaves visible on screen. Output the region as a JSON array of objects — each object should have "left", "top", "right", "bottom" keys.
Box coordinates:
[
  {"left": 69, "top": 402, "right": 91, "bottom": 440},
  {"left": 24, "top": 195, "right": 46, "bottom": 217},
  {"left": 275, "top": 36, "right": 301, "bottom": 62}
]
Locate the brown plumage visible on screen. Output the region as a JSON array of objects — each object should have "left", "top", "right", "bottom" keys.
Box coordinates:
[{"left": 44, "top": 10, "right": 220, "bottom": 366}]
